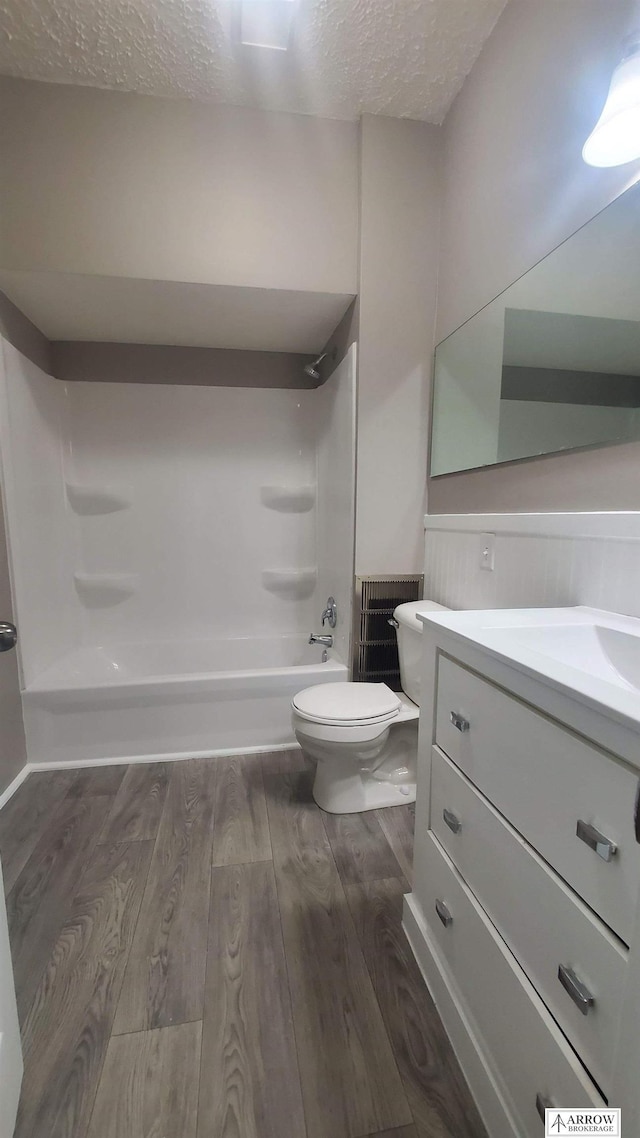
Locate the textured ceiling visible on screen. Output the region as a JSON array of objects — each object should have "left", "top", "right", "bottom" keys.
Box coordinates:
[{"left": 0, "top": 0, "right": 509, "bottom": 124}]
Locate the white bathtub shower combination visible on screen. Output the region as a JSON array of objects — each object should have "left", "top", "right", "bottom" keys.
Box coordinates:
[
  {"left": 23, "top": 637, "right": 347, "bottom": 765},
  {"left": 0, "top": 339, "right": 357, "bottom": 768}
]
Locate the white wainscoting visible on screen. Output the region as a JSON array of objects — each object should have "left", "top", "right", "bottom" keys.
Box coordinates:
[{"left": 424, "top": 513, "right": 640, "bottom": 619}]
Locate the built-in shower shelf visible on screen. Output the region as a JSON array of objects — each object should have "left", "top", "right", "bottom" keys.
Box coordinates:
[
  {"left": 262, "top": 568, "right": 317, "bottom": 600},
  {"left": 66, "top": 482, "right": 130, "bottom": 515},
  {"left": 260, "top": 485, "right": 316, "bottom": 513},
  {"left": 74, "top": 572, "right": 138, "bottom": 607}
]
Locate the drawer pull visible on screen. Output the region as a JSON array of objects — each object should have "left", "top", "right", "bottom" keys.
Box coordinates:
[
  {"left": 558, "top": 964, "right": 595, "bottom": 1016},
  {"left": 450, "top": 711, "right": 470, "bottom": 733},
  {"left": 535, "top": 1093, "right": 553, "bottom": 1123},
  {"left": 576, "top": 819, "right": 617, "bottom": 862},
  {"left": 443, "top": 808, "right": 462, "bottom": 834},
  {"left": 435, "top": 898, "right": 453, "bottom": 927}
]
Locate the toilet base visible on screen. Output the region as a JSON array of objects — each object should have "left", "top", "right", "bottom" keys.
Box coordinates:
[
  {"left": 300, "top": 719, "right": 418, "bottom": 814},
  {"left": 312, "top": 758, "right": 416, "bottom": 813}
]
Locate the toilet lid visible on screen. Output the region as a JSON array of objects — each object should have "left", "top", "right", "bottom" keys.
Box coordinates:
[{"left": 292, "top": 682, "right": 401, "bottom": 725}]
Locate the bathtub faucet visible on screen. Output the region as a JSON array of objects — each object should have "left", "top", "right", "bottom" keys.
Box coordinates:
[{"left": 309, "top": 633, "right": 333, "bottom": 648}]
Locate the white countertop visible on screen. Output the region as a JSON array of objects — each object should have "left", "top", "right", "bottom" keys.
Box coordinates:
[{"left": 417, "top": 606, "right": 640, "bottom": 735}]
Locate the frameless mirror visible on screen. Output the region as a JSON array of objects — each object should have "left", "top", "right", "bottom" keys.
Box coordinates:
[{"left": 430, "top": 179, "right": 640, "bottom": 476}]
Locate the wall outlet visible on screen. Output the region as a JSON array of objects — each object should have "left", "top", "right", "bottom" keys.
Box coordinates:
[{"left": 480, "top": 532, "right": 496, "bottom": 572}]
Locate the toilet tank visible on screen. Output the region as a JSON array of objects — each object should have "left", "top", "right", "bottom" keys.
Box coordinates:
[{"left": 394, "top": 600, "right": 449, "bottom": 706}]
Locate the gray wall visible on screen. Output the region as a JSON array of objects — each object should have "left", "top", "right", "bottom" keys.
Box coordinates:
[
  {"left": 0, "top": 290, "right": 320, "bottom": 389},
  {"left": 0, "top": 76, "right": 359, "bottom": 297},
  {"left": 320, "top": 298, "right": 359, "bottom": 383},
  {"left": 0, "top": 289, "right": 50, "bottom": 373},
  {"left": 51, "top": 343, "right": 317, "bottom": 388},
  {"left": 0, "top": 490, "right": 27, "bottom": 796},
  {"left": 429, "top": 0, "right": 640, "bottom": 514},
  {"left": 357, "top": 114, "right": 441, "bottom": 574}
]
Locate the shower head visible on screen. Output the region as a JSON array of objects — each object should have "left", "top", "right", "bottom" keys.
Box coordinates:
[{"left": 303, "top": 353, "right": 327, "bottom": 381}]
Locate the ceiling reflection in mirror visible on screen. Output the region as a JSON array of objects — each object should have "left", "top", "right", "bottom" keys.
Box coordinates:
[{"left": 430, "top": 180, "right": 640, "bottom": 476}]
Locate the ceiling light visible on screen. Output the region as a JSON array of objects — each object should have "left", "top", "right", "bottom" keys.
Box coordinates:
[
  {"left": 236, "top": 0, "right": 297, "bottom": 52},
  {"left": 583, "top": 33, "right": 640, "bottom": 167}
]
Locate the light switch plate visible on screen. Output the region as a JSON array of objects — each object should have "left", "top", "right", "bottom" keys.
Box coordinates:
[{"left": 480, "top": 532, "right": 495, "bottom": 571}]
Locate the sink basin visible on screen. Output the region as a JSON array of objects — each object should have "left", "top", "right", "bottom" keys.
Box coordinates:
[
  {"left": 509, "top": 623, "right": 640, "bottom": 691},
  {"left": 416, "top": 605, "right": 640, "bottom": 732}
]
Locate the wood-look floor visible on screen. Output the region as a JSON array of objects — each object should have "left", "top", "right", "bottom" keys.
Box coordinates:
[{"left": 0, "top": 752, "right": 487, "bottom": 1138}]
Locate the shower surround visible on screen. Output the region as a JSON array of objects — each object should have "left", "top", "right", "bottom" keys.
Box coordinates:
[{"left": 0, "top": 338, "right": 356, "bottom": 765}]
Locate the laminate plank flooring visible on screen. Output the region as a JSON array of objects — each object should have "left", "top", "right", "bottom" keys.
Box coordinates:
[
  {"left": 2, "top": 750, "right": 486, "bottom": 1138},
  {"left": 257, "top": 746, "right": 310, "bottom": 776},
  {"left": 346, "top": 876, "right": 487, "bottom": 1138},
  {"left": 323, "top": 808, "right": 405, "bottom": 886},
  {"left": 375, "top": 804, "right": 416, "bottom": 886},
  {"left": 211, "top": 754, "right": 272, "bottom": 866},
  {"left": 370, "top": 1129, "right": 419, "bottom": 1138},
  {"left": 198, "top": 861, "right": 306, "bottom": 1138},
  {"left": 7, "top": 794, "right": 109, "bottom": 1022},
  {"left": 67, "top": 765, "right": 127, "bottom": 798},
  {"left": 0, "top": 769, "right": 77, "bottom": 895},
  {"left": 265, "top": 769, "right": 412, "bottom": 1138},
  {"left": 99, "top": 762, "right": 169, "bottom": 845},
  {"left": 14, "top": 840, "right": 153, "bottom": 1138},
  {"left": 88, "top": 1022, "right": 201, "bottom": 1138},
  {"left": 113, "top": 759, "right": 216, "bottom": 1034}
]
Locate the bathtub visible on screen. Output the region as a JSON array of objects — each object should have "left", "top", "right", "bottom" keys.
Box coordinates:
[{"left": 22, "top": 635, "right": 348, "bottom": 766}]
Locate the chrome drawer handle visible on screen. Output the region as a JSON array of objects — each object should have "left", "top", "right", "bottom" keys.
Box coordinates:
[
  {"left": 558, "top": 964, "right": 595, "bottom": 1016},
  {"left": 576, "top": 819, "right": 617, "bottom": 862},
  {"left": 450, "top": 711, "right": 470, "bottom": 733},
  {"left": 435, "top": 898, "right": 453, "bottom": 927},
  {"left": 443, "top": 808, "right": 462, "bottom": 834},
  {"left": 536, "top": 1093, "right": 553, "bottom": 1123}
]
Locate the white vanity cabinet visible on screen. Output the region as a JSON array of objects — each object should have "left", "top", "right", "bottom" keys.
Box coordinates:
[{"left": 403, "top": 610, "right": 640, "bottom": 1138}]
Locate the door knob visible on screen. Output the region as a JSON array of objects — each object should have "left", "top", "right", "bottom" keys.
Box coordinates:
[{"left": 0, "top": 622, "right": 17, "bottom": 652}]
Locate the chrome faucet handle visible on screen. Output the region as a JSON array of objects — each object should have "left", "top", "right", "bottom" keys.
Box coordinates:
[{"left": 322, "top": 596, "right": 338, "bottom": 628}]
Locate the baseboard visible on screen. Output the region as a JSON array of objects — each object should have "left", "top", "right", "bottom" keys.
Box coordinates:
[
  {"left": 402, "top": 892, "right": 518, "bottom": 1138},
  {"left": 0, "top": 742, "right": 297, "bottom": 808},
  {"left": 0, "top": 763, "right": 30, "bottom": 810}
]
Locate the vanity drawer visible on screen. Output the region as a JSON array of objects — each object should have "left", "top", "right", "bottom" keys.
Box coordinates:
[
  {"left": 430, "top": 745, "right": 627, "bottom": 1094},
  {"left": 435, "top": 655, "right": 640, "bottom": 944},
  {"left": 419, "top": 831, "right": 604, "bottom": 1137}
]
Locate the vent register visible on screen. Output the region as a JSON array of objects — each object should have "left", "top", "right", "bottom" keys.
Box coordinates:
[{"left": 353, "top": 575, "right": 424, "bottom": 689}]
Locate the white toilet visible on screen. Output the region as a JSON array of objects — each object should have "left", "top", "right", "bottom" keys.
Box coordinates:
[{"left": 291, "top": 600, "right": 448, "bottom": 813}]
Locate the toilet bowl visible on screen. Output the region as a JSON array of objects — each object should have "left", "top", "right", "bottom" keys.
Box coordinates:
[{"left": 291, "top": 599, "right": 448, "bottom": 813}]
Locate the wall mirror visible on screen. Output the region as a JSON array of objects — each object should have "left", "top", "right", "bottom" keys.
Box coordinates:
[{"left": 430, "top": 179, "right": 640, "bottom": 476}]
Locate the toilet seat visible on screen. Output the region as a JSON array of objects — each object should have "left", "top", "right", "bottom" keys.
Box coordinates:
[{"left": 292, "top": 681, "right": 401, "bottom": 727}]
